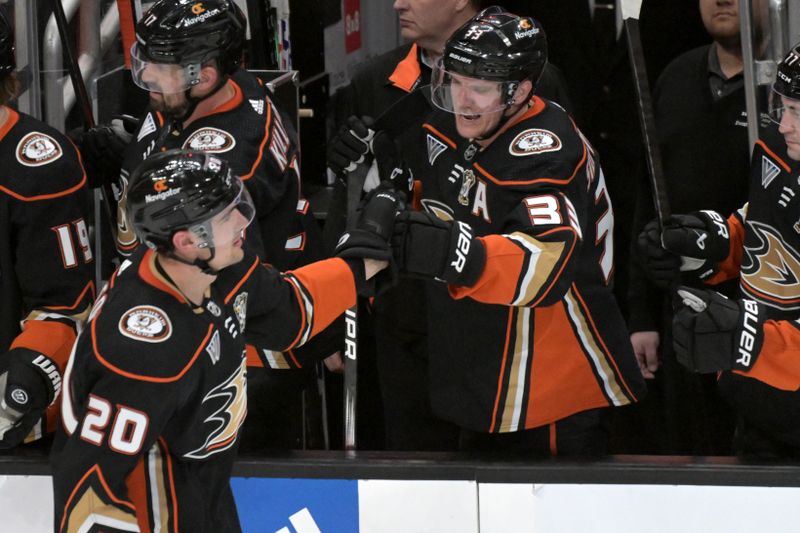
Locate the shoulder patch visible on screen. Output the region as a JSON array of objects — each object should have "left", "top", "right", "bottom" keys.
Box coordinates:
[
  {"left": 761, "top": 155, "right": 781, "bottom": 189},
  {"left": 16, "top": 132, "right": 63, "bottom": 166},
  {"left": 182, "top": 127, "right": 236, "bottom": 153},
  {"left": 509, "top": 129, "right": 562, "bottom": 157},
  {"left": 119, "top": 305, "right": 172, "bottom": 343}
]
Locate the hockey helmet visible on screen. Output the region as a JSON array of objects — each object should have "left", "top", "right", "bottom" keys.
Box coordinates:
[
  {"left": 768, "top": 42, "right": 800, "bottom": 124},
  {"left": 0, "top": 10, "right": 14, "bottom": 79},
  {"left": 431, "top": 6, "right": 547, "bottom": 115},
  {"left": 127, "top": 149, "right": 255, "bottom": 253},
  {"left": 131, "top": 0, "right": 246, "bottom": 93}
]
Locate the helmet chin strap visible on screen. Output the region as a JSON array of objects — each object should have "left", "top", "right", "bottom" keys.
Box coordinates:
[
  {"left": 166, "top": 73, "right": 231, "bottom": 133},
  {"left": 165, "top": 246, "right": 220, "bottom": 276},
  {"left": 474, "top": 81, "right": 533, "bottom": 142}
]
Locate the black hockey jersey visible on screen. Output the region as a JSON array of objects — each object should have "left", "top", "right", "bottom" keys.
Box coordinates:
[
  {"left": 118, "top": 69, "right": 319, "bottom": 271},
  {"left": 704, "top": 126, "right": 800, "bottom": 391},
  {"left": 0, "top": 108, "right": 94, "bottom": 435},
  {"left": 419, "top": 97, "right": 646, "bottom": 432},
  {"left": 51, "top": 246, "right": 358, "bottom": 532}
]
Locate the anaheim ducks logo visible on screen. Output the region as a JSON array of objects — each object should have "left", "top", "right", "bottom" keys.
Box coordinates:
[
  {"left": 183, "top": 127, "right": 236, "bottom": 153},
  {"left": 119, "top": 305, "right": 172, "bottom": 342},
  {"left": 741, "top": 221, "right": 800, "bottom": 309},
  {"left": 185, "top": 358, "right": 248, "bottom": 459},
  {"left": 509, "top": 129, "right": 561, "bottom": 157},
  {"left": 420, "top": 198, "right": 455, "bottom": 221},
  {"left": 16, "top": 132, "right": 62, "bottom": 167}
]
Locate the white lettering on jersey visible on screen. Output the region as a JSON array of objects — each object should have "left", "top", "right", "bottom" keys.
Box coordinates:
[{"left": 471, "top": 179, "right": 491, "bottom": 223}]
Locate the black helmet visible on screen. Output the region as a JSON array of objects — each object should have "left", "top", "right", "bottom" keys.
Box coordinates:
[
  {"left": 0, "top": 9, "right": 14, "bottom": 79},
  {"left": 773, "top": 43, "right": 800, "bottom": 100},
  {"left": 127, "top": 149, "right": 254, "bottom": 253},
  {"left": 134, "top": 0, "right": 246, "bottom": 75},
  {"left": 443, "top": 6, "right": 547, "bottom": 85}
]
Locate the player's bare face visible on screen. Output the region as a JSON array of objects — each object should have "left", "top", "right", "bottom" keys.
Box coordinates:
[
  {"left": 450, "top": 76, "right": 505, "bottom": 139},
  {"left": 206, "top": 206, "right": 249, "bottom": 269},
  {"left": 779, "top": 97, "right": 800, "bottom": 161},
  {"left": 141, "top": 63, "right": 192, "bottom": 117}
]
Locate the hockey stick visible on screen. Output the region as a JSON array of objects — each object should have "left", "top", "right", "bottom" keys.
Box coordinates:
[
  {"left": 621, "top": 0, "right": 671, "bottom": 226},
  {"left": 341, "top": 86, "right": 430, "bottom": 451}
]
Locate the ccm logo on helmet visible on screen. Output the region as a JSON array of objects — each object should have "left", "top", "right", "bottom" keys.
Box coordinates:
[
  {"left": 736, "top": 299, "right": 761, "bottom": 368},
  {"left": 451, "top": 221, "right": 473, "bottom": 273}
]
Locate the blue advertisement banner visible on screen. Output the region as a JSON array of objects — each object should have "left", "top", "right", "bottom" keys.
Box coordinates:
[{"left": 232, "top": 477, "right": 359, "bottom": 533}]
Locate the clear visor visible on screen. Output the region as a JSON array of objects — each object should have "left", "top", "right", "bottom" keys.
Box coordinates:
[
  {"left": 766, "top": 88, "right": 800, "bottom": 126},
  {"left": 130, "top": 42, "right": 201, "bottom": 93},
  {"left": 190, "top": 179, "right": 256, "bottom": 249},
  {"left": 431, "top": 58, "right": 512, "bottom": 116}
]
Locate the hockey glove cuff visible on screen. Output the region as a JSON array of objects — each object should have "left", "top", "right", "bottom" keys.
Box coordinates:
[
  {"left": 393, "top": 211, "right": 486, "bottom": 287},
  {"left": 0, "top": 348, "right": 62, "bottom": 449},
  {"left": 673, "top": 287, "right": 765, "bottom": 374},
  {"left": 662, "top": 211, "right": 730, "bottom": 279}
]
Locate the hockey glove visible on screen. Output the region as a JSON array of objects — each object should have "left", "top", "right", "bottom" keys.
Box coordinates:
[
  {"left": 673, "top": 286, "right": 765, "bottom": 374},
  {"left": 71, "top": 115, "right": 138, "bottom": 189},
  {"left": 662, "top": 211, "right": 730, "bottom": 279},
  {"left": 327, "top": 115, "right": 376, "bottom": 177},
  {"left": 0, "top": 348, "right": 61, "bottom": 450},
  {"left": 393, "top": 211, "right": 486, "bottom": 287},
  {"left": 369, "top": 131, "right": 415, "bottom": 197},
  {"left": 636, "top": 219, "right": 681, "bottom": 289},
  {"left": 336, "top": 183, "right": 404, "bottom": 295}
]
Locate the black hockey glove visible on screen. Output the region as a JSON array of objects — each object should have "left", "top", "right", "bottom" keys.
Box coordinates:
[
  {"left": 336, "top": 183, "right": 404, "bottom": 296},
  {"left": 70, "top": 115, "right": 139, "bottom": 189},
  {"left": 393, "top": 211, "right": 486, "bottom": 287},
  {"left": 636, "top": 219, "right": 681, "bottom": 289},
  {"left": 661, "top": 211, "right": 730, "bottom": 280},
  {"left": 370, "top": 131, "right": 415, "bottom": 197},
  {"left": 0, "top": 348, "right": 61, "bottom": 450},
  {"left": 673, "top": 287, "right": 765, "bottom": 374},
  {"left": 327, "top": 115, "right": 375, "bottom": 177}
]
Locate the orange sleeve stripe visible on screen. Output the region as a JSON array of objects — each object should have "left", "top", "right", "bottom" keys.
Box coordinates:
[
  {"left": 450, "top": 236, "right": 527, "bottom": 303},
  {"left": 474, "top": 141, "right": 586, "bottom": 187},
  {"left": 707, "top": 212, "right": 746, "bottom": 285},
  {"left": 289, "top": 258, "right": 357, "bottom": 337},
  {"left": 60, "top": 464, "right": 137, "bottom": 533},
  {"left": 125, "top": 458, "right": 151, "bottom": 533},
  {"left": 39, "top": 281, "right": 95, "bottom": 311},
  {"left": 224, "top": 256, "right": 260, "bottom": 304},
  {"left": 245, "top": 345, "right": 265, "bottom": 367},
  {"left": 736, "top": 320, "right": 800, "bottom": 391},
  {"left": 756, "top": 140, "right": 792, "bottom": 173},
  {"left": 528, "top": 227, "right": 578, "bottom": 308},
  {"left": 0, "top": 169, "right": 87, "bottom": 201},
  {"left": 421, "top": 123, "right": 458, "bottom": 148},
  {"left": 92, "top": 320, "right": 213, "bottom": 382},
  {"left": 489, "top": 306, "right": 516, "bottom": 432},
  {"left": 241, "top": 99, "right": 271, "bottom": 181},
  {"left": 10, "top": 320, "right": 77, "bottom": 369}
]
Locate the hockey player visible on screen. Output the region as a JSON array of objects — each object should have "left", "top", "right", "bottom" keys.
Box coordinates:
[
  {"left": 326, "top": 0, "right": 574, "bottom": 451},
  {"left": 638, "top": 42, "right": 800, "bottom": 457},
  {"left": 50, "top": 149, "right": 399, "bottom": 532},
  {"left": 332, "top": 7, "right": 646, "bottom": 455},
  {"left": 79, "top": 0, "right": 340, "bottom": 448},
  {"left": 0, "top": 10, "right": 94, "bottom": 449}
]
